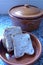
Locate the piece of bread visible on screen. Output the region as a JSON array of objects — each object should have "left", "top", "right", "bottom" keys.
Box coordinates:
[
  {"left": 3, "top": 26, "right": 22, "bottom": 52},
  {"left": 12, "top": 33, "right": 34, "bottom": 58},
  {"left": 4, "top": 26, "right": 22, "bottom": 37}
]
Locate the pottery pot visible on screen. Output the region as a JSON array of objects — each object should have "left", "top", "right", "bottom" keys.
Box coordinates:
[{"left": 9, "top": 5, "right": 43, "bottom": 31}]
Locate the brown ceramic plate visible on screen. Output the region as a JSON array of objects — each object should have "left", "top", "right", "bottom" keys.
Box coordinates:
[{"left": 0, "top": 33, "right": 42, "bottom": 65}]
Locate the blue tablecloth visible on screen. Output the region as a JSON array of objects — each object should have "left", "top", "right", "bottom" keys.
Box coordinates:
[{"left": 0, "top": 15, "right": 43, "bottom": 65}]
